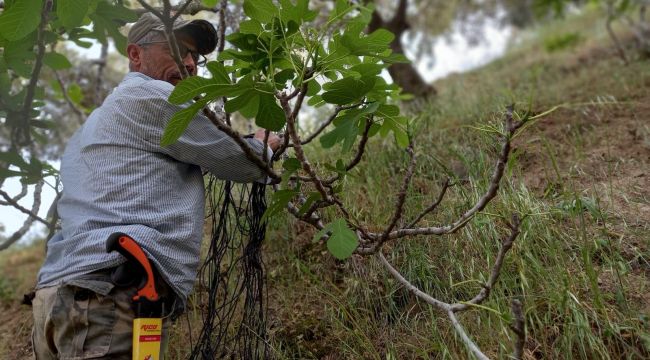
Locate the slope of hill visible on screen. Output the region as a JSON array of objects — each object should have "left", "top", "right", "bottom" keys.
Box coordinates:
[{"left": 0, "top": 7, "right": 648, "bottom": 360}]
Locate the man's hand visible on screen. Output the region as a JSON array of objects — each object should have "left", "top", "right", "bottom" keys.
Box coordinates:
[{"left": 253, "top": 129, "right": 282, "bottom": 152}]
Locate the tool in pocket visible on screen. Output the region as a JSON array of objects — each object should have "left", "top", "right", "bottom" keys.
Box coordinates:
[{"left": 107, "top": 233, "right": 164, "bottom": 360}]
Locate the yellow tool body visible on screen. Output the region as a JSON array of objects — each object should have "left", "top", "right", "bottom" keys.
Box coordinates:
[{"left": 132, "top": 318, "right": 163, "bottom": 360}]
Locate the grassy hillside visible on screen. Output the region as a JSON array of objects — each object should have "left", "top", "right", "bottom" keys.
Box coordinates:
[
  {"left": 1, "top": 7, "right": 648, "bottom": 360},
  {"left": 254, "top": 8, "right": 649, "bottom": 360}
]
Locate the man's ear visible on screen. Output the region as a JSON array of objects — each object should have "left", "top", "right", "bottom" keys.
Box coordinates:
[{"left": 126, "top": 44, "right": 142, "bottom": 70}]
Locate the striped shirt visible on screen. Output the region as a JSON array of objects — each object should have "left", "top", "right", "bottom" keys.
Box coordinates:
[{"left": 37, "top": 72, "right": 269, "bottom": 303}]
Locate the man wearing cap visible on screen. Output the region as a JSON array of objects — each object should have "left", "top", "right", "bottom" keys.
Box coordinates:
[{"left": 31, "top": 13, "right": 280, "bottom": 359}]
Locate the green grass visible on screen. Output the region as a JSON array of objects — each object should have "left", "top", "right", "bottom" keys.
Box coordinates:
[{"left": 261, "top": 6, "right": 650, "bottom": 359}]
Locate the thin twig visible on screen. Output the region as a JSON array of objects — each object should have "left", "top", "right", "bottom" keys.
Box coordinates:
[
  {"left": 320, "top": 116, "right": 374, "bottom": 186},
  {"left": 0, "top": 182, "right": 28, "bottom": 205},
  {"left": 299, "top": 105, "right": 348, "bottom": 145},
  {"left": 451, "top": 215, "right": 521, "bottom": 311},
  {"left": 0, "top": 188, "right": 50, "bottom": 227},
  {"left": 94, "top": 41, "right": 109, "bottom": 107},
  {"left": 170, "top": 0, "right": 195, "bottom": 22},
  {"left": 54, "top": 71, "right": 85, "bottom": 124},
  {"left": 406, "top": 178, "right": 451, "bottom": 228},
  {"left": 217, "top": 0, "right": 228, "bottom": 53},
  {"left": 217, "top": 0, "right": 230, "bottom": 126},
  {"left": 45, "top": 176, "right": 62, "bottom": 241},
  {"left": 15, "top": 0, "right": 52, "bottom": 146},
  {"left": 605, "top": 1, "right": 629, "bottom": 64},
  {"left": 377, "top": 142, "right": 417, "bottom": 245}
]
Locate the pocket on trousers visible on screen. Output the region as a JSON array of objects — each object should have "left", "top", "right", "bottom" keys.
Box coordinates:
[{"left": 51, "top": 285, "right": 117, "bottom": 360}]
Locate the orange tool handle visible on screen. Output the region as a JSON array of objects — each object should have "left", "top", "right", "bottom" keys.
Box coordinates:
[{"left": 106, "top": 233, "right": 159, "bottom": 302}]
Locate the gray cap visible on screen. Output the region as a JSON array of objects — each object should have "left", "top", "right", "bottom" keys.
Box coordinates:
[{"left": 127, "top": 12, "right": 217, "bottom": 55}]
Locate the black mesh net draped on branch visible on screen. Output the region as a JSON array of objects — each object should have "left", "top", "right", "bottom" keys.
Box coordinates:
[{"left": 188, "top": 176, "right": 270, "bottom": 359}]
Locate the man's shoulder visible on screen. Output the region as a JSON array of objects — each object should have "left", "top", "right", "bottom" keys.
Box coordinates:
[{"left": 118, "top": 72, "right": 173, "bottom": 98}]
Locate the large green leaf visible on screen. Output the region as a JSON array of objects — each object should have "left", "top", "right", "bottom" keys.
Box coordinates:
[
  {"left": 94, "top": 0, "right": 137, "bottom": 24},
  {"left": 255, "top": 94, "right": 286, "bottom": 131},
  {"left": 206, "top": 61, "right": 231, "bottom": 84},
  {"left": 341, "top": 29, "right": 394, "bottom": 56},
  {"left": 4, "top": 37, "right": 36, "bottom": 77},
  {"left": 328, "top": 0, "right": 354, "bottom": 23},
  {"left": 321, "top": 76, "right": 376, "bottom": 105},
  {"left": 0, "top": 0, "right": 43, "bottom": 41},
  {"left": 57, "top": 0, "right": 90, "bottom": 29},
  {"left": 243, "top": 0, "right": 278, "bottom": 24},
  {"left": 43, "top": 52, "right": 72, "bottom": 70},
  {"left": 91, "top": 1, "right": 137, "bottom": 55},
  {"left": 239, "top": 19, "right": 264, "bottom": 35},
  {"left": 279, "top": 0, "right": 317, "bottom": 24},
  {"left": 161, "top": 98, "right": 210, "bottom": 146},
  {"left": 380, "top": 117, "right": 410, "bottom": 148},
  {"left": 298, "top": 191, "right": 321, "bottom": 216},
  {"left": 320, "top": 103, "right": 378, "bottom": 151},
  {"left": 168, "top": 76, "right": 235, "bottom": 105},
  {"left": 67, "top": 84, "right": 83, "bottom": 105},
  {"left": 262, "top": 189, "right": 297, "bottom": 221},
  {"left": 314, "top": 219, "right": 358, "bottom": 260},
  {"left": 348, "top": 63, "right": 384, "bottom": 78},
  {"left": 224, "top": 89, "right": 260, "bottom": 118},
  {"left": 319, "top": 117, "right": 357, "bottom": 150}
]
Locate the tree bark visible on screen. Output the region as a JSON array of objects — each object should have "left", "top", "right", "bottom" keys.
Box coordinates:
[{"left": 368, "top": 0, "right": 436, "bottom": 98}]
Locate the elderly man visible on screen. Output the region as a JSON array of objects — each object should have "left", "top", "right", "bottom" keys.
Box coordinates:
[{"left": 31, "top": 13, "right": 280, "bottom": 359}]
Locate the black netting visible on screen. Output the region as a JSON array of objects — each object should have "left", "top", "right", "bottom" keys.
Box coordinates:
[{"left": 188, "top": 177, "right": 269, "bottom": 359}]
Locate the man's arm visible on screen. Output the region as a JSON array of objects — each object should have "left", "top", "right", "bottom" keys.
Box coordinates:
[{"left": 131, "top": 82, "right": 280, "bottom": 182}]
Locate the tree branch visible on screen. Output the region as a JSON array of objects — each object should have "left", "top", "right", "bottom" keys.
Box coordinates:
[
  {"left": 358, "top": 106, "right": 522, "bottom": 249},
  {"left": 510, "top": 299, "right": 525, "bottom": 360},
  {"left": 202, "top": 109, "right": 280, "bottom": 180},
  {"left": 280, "top": 98, "right": 331, "bottom": 201},
  {"left": 0, "top": 181, "right": 45, "bottom": 251},
  {"left": 135, "top": 0, "right": 163, "bottom": 18},
  {"left": 377, "top": 214, "right": 522, "bottom": 359}
]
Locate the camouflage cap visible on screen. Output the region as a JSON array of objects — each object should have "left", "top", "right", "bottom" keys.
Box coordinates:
[{"left": 127, "top": 12, "right": 217, "bottom": 55}]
